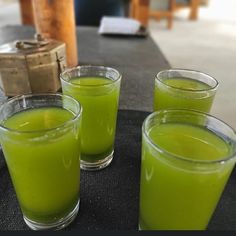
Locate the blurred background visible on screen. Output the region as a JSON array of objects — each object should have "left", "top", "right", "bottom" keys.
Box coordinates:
[{"left": 0, "top": 0, "right": 235, "bottom": 127}]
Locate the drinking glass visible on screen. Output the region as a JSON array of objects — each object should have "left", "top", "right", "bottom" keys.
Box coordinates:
[
  {"left": 154, "top": 69, "right": 218, "bottom": 112},
  {"left": 60, "top": 66, "right": 121, "bottom": 170},
  {"left": 0, "top": 94, "right": 82, "bottom": 230},
  {"left": 139, "top": 109, "right": 236, "bottom": 230}
]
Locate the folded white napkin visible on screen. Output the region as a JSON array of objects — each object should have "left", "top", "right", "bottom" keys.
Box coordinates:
[{"left": 98, "top": 16, "right": 141, "bottom": 35}]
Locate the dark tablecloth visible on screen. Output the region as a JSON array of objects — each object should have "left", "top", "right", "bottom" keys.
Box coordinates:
[
  {"left": 0, "top": 26, "right": 170, "bottom": 112},
  {"left": 1, "top": 110, "right": 236, "bottom": 230}
]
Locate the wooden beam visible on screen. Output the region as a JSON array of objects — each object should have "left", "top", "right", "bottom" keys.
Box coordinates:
[
  {"left": 189, "top": 0, "right": 200, "bottom": 20},
  {"left": 33, "top": 0, "right": 78, "bottom": 67},
  {"left": 19, "top": 0, "right": 34, "bottom": 25},
  {"left": 130, "top": 0, "right": 150, "bottom": 26}
]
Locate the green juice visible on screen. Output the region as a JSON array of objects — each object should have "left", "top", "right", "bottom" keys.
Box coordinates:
[
  {"left": 62, "top": 76, "right": 120, "bottom": 163},
  {"left": 154, "top": 77, "right": 215, "bottom": 112},
  {"left": 1, "top": 107, "right": 81, "bottom": 223},
  {"left": 139, "top": 123, "right": 233, "bottom": 230}
]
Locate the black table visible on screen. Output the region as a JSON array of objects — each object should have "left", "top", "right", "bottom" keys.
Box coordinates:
[
  {"left": 1, "top": 110, "right": 236, "bottom": 230},
  {"left": 1, "top": 26, "right": 236, "bottom": 231},
  {"left": 0, "top": 25, "right": 169, "bottom": 230},
  {"left": 0, "top": 109, "right": 144, "bottom": 230},
  {"left": 0, "top": 25, "right": 170, "bottom": 112}
]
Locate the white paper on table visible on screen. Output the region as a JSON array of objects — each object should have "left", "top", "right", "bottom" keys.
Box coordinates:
[{"left": 98, "top": 16, "right": 141, "bottom": 35}]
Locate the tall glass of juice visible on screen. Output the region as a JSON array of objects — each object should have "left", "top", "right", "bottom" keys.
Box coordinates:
[
  {"left": 0, "top": 94, "right": 82, "bottom": 230},
  {"left": 154, "top": 69, "right": 218, "bottom": 112},
  {"left": 0, "top": 89, "right": 7, "bottom": 150},
  {"left": 60, "top": 66, "right": 121, "bottom": 171},
  {"left": 139, "top": 109, "right": 236, "bottom": 230}
]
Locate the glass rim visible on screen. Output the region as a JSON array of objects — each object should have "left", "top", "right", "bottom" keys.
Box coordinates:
[
  {"left": 0, "top": 93, "right": 82, "bottom": 134},
  {"left": 155, "top": 69, "right": 219, "bottom": 93},
  {"left": 143, "top": 109, "right": 236, "bottom": 165},
  {"left": 60, "top": 65, "right": 122, "bottom": 88}
]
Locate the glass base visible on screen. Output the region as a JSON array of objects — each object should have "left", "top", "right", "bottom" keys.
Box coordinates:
[
  {"left": 138, "top": 224, "right": 142, "bottom": 230},
  {"left": 23, "top": 199, "right": 80, "bottom": 230},
  {"left": 80, "top": 150, "right": 113, "bottom": 171}
]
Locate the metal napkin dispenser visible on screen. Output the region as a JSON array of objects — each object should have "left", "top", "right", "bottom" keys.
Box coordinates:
[{"left": 0, "top": 34, "right": 67, "bottom": 96}]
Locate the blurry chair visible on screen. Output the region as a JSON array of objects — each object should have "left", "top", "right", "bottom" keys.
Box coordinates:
[
  {"left": 174, "top": 0, "right": 200, "bottom": 20},
  {"left": 149, "top": 0, "right": 175, "bottom": 29},
  {"left": 149, "top": 0, "right": 200, "bottom": 29}
]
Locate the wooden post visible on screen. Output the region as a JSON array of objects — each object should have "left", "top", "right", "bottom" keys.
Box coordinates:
[
  {"left": 189, "top": 0, "right": 200, "bottom": 20},
  {"left": 130, "top": 0, "right": 150, "bottom": 27},
  {"left": 168, "top": 0, "right": 175, "bottom": 29},
  {"left": 19, "top": 0, "right": 34, "bottom": 25},
  {"left": 32, "top": 0, "right": 78, "bottom": 67}
]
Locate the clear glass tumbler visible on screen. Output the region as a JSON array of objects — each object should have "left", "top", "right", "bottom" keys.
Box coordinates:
[
  {"left": 139, "top": 109, "right": 236, "bottom": 230},
  {"left": 60, "top": 66, "right": 121, "bottom": 171},
  {"left": 0, "top": 88, "right": 7, "bottom": 151},
  {"left": 0, "top": 94, "right": 82, "bottom": 230},
  {"left": 154, "top": 69, "right": 218, "bottom": 112}
]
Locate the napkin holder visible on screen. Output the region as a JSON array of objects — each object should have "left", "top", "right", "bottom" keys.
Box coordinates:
[{"left": 0, "top": 34, "right": 67, "bottom": 96}]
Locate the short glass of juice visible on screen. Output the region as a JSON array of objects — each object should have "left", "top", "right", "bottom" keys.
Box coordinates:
[
  {"left": 139, "top": 109, "right": 236, "bottom": 230},
  {"left": 0, "top": 94, "right": 82, "bottom": 230},
  {"left": 60, "top": 66, "right": 121, "bottom": 171},
  {"left": 154, "top": 69, "right": 218, "bottom": 112}
]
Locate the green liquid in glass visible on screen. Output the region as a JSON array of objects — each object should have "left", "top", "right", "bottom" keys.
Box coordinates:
[
  {"left": 1, "top": 107, "right": 80, "bottom": 223},
  {"left": 62, "top": 76, "right": 120, "bottom": 163},
  {"left": 154, "top": 77, "right": 215, "bottom": 112},
  {"left": 140, "top": 123, "right": 233, "bottom": 230}
]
